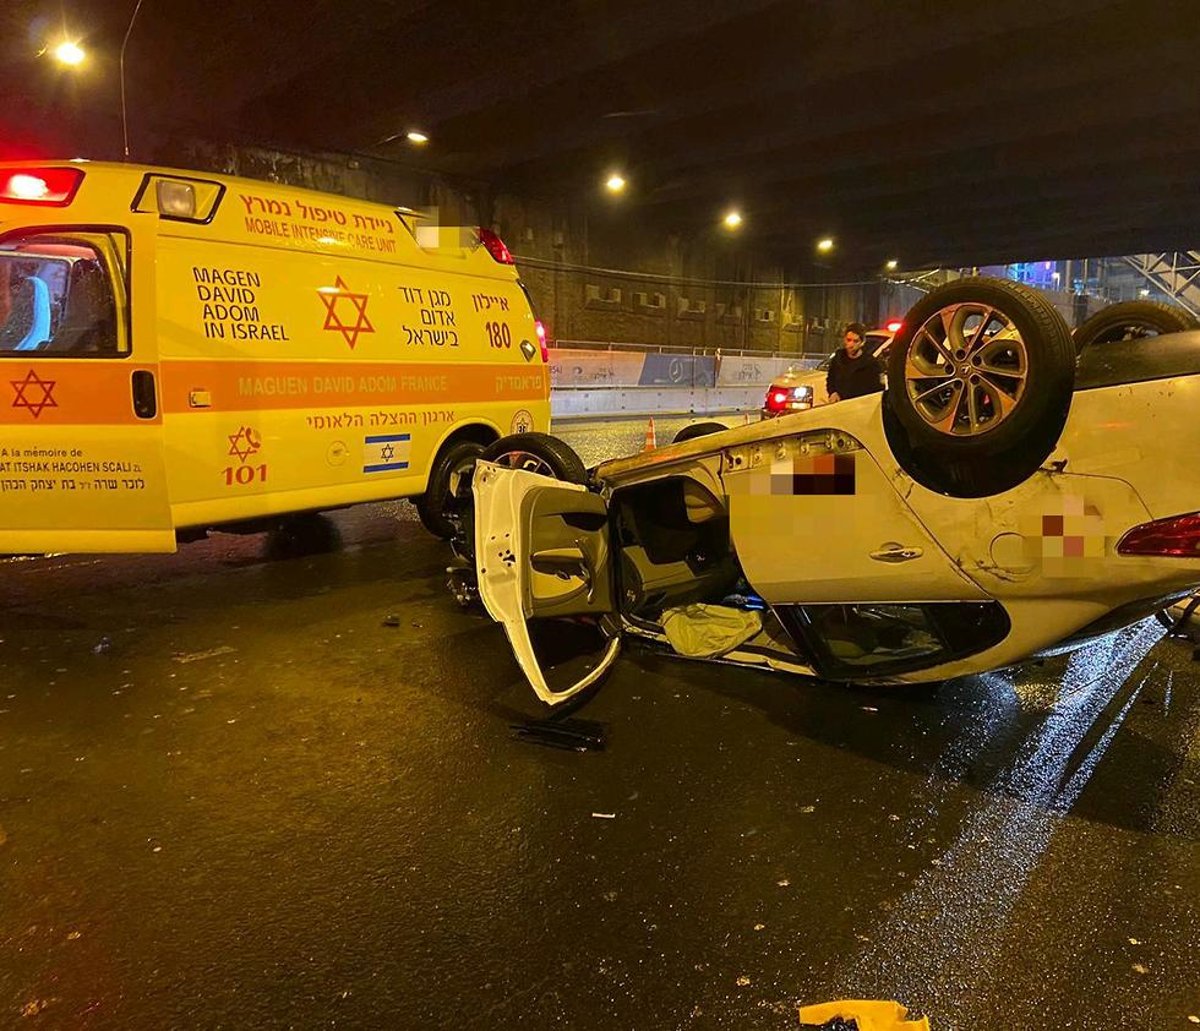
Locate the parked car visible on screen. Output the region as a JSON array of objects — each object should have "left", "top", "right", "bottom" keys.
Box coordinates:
[
  {"left": 761, "top": 322, "right": 899, "bottom": 418},
  {"left": 456, "top": 278, "right": 1200, "bottom": 706}
]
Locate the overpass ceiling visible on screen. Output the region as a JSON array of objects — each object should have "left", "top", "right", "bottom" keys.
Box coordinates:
[{"left": 4, "top": 0, "right": 1199, "bottom": 271}]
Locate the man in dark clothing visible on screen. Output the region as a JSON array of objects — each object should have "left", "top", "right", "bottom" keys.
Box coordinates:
[{"left": 826, "top": 321, "right": 884, "bottom": 403}]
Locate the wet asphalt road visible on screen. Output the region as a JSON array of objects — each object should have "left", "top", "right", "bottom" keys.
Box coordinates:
[{"left": 1, "top": 416, "right": 1199, "bottom": 1030}]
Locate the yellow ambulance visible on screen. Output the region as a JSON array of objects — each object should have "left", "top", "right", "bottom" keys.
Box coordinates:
[{"left": 0, "top": 161, "right": 550, "bottom": 553}]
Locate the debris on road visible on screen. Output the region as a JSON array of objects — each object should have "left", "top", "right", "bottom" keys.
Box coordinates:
[
  {"left": 172, "top": 645, "right": 236, "bottom": 664},
  {"left": 92, "top": 636, "right": 112, "bottom": 655},
  {"left": 21, "top": 998, "right": 57, "bottom": 1018},
  {"left": 511, "top": 717, "right": 606, "bottom": 752},
  {"left": 736, "top": 975, "right": 751, "bottom": 987},
  {"left": 591, "top": 812, "right": 616, "bottom": 820},
  {"left": 798, "top": 998, "right": 930, "bottom": 1030},
  {"left": 382, "top": 614, "right": 401, "bottom": 627}
]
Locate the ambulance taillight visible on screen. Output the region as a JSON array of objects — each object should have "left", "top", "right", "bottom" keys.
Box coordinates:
[
  {"left": 477, "top": 227, "right": 514, "bottom": 265},
  {"left": 1, "top": 168, "right": 85, "bottom": 206},
  {"left": 534, "top": 319, "right": 549, "bottom": 362}
]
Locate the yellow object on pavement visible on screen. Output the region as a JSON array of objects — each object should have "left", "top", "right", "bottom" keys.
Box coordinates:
[{"left": 798, "top": 999, "right": 930, "bottom": 1030}]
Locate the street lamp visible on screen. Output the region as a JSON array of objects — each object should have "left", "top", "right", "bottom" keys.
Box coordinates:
[
  {"left": 723, "top": 210, "right": 743, "bottom": 230},
  {"left": 817, "top": 237, "right": 834, "bottom": 253},
  {"left": 51, "top": 40, "right": 86, "bottom": 66},
  {"left": 605, "top": 173, "right": 627, "bottom": 195},
  {"left": 885, "top": 259, "right": 898, "bottom": 271},
  {"left": 406, "top": 130, "right": 429, "bottom": 145}
]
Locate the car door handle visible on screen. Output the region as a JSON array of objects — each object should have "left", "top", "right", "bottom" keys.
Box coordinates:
[{"left": 870, "top": 544, "right": 923, "bottom": 562}]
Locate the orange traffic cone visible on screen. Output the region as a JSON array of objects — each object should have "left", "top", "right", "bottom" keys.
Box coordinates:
[{"left": 643, "top": 417, "right": 657, "bottom": 450}]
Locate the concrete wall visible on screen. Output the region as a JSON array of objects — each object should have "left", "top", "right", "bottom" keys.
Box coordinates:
[{"left": 493, "top": 192, "right": 888, "bottom": 356}]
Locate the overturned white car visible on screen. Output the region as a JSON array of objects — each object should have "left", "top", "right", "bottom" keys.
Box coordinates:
[{"left": 454, "top": 279, "right": 1200, "bottom": 706}]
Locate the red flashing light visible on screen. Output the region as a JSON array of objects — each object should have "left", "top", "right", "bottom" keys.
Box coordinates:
[
  {"left": 477, "top": 227, "right": 514, "bottom": 265},
  {"left": 765, "top": 388, "right": 789, "bottom": 413},
  {"left": 1117, "top": 512, "right": 1200, "bottom": 558},
  {"left": 534, "top": 319, "right": 549, "bottom": 362},
  {"left": 1, "top": 167, "right": 84, "bottom": 206},
  {"left": 886, "top": 320, "right": 903, "bottom": 334}
]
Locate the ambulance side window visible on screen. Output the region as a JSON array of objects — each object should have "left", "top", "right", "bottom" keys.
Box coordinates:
[{"left": 0, "top": 232, "right": 127, "bottom": 357}]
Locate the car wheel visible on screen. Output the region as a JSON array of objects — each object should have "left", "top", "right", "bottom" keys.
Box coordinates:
[
  {"left": 416, "top": 439, "right": 486, "bottom": 539},
  {"left": 480, "top": 432, "right": 588, "bottom": 483},
  {"left": 1072, "top": 299, "right": 1199, "bottom": 354},
  {"left": 672, "top": 421, "right": 727, "bottom": 444},
  {"left": 446, "top": 433, "right": 589, "bottom": 567},
  {"left": 883, "top": 277, "right": 1075, "bottom": 498}
]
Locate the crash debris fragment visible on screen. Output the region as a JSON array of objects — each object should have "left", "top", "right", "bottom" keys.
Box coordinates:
[
  {"left": 511, "top": 717, "right": 606, "bottom": 752},
  {"left": 798, "top": 999, "right": 930, "bottom": 1030},
  {"left": 172, "top": 645, "right": 236, "bottom": 664}
]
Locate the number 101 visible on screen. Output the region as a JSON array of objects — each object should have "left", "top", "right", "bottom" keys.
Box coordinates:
[{"left": 223, "top": 464, "right": 268, "bottom": 486}]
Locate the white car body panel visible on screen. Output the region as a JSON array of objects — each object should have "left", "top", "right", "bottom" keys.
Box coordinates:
[{"left": 476, "top": 369, "right": 1200, "bottom": 703}]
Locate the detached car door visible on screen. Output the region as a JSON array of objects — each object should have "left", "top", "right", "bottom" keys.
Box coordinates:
[{"left": 473, "top": 460, "right": 621, "bottom": 705}]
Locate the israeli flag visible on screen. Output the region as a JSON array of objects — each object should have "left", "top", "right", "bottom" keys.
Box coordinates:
[{"left": 363, "top": 433, "right": 411, "bottom": 474}]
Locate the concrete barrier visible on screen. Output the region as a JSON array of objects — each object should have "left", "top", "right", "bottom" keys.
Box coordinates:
[
  {"left": 552, "top": 385, "right": 768, "bottom": 420},
  {"left": 547, "top": 346, "right": 824, "bottom": 420},
  {"left": 716, "top": 354, "right": 821, "bottom": 387}
]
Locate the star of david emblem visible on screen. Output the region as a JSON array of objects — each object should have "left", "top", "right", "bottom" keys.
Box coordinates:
[
  {"left": 380, "top": 443, "right": 395, "bottom": 463},
  {"left": 227, "top": 425, "right": 261, "bottom": 464},
  {"left": 319, "top": 276, "right": 375, "bottom": 349},
  {"left": 10, "top": 369, "right": 58, "bottom": 419}
]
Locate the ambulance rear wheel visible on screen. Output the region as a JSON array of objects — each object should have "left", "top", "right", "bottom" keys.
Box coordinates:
[
  {"left": 417, "top": 439, "right": 485, "bottom": 540},
  {"left": 480, "top": 433, "right": 588, "bottom": 483},
  {"left": 446, "top": 433, "right": 589, "bottom": 567}
]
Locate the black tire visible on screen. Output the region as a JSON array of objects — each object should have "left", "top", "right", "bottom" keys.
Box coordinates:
[
  {"left": 672, "top": 421, "right": 728, "bottom": 444},
  {"left": 480, "top": 432, "right": 588, "bottom": 483},
  {"left": 884, "top": 277, "right": 1075, "bottom": 498},
  {"left": 1073, "top": 299, "right": 1199, "bottom": 354},
  {"left": 447, "top": 433, "right": 588, "bottom": 565},
  {"left": 417, "top": 439, "right": 486, "bottom": 539}
]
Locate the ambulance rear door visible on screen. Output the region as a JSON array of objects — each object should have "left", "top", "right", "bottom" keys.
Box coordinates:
[{"left": 0, "top": 211, "right": 174, "bottom": 553}]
